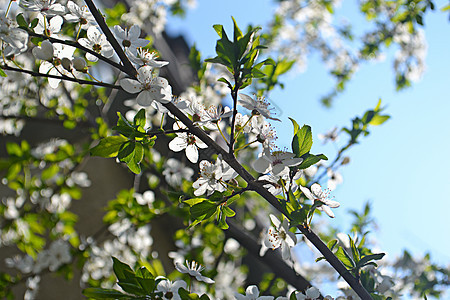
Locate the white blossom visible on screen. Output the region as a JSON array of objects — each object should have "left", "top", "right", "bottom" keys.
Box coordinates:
[
  {"left": 19, "top": 0, "right": 65, "bottom": 16},
  {"left": 239, "top": 93, "right": 280, "bottom": 121},
  {"left": 326, "top": 168, "right": 343, "bottom": 191},
  {"left": 162, "top": 158, "right": 194, "bottom": 186},
  {"left": 64, "top": 1, "right": 95, "bottom": 28},
  {"left": 127, "top": 47, "right": 169, "bottom": 67},
  {"left": 120, "top": 65, "right": 172, "bottom": 106},
  {"left": 34, "top": 14, "right": 63, "bottom": 36},
  {"left": 294, "top": 287, "right": 321, "bottom": 300},
  {"left": 168, "top": 123, "right": 207, "bottom": 163},
  {"left": 235, "top": 285, "right": 274, "bottom": 300},
  {"left": 300, "top": 183, "right": 340, "bottom": 218},
  {"left": 175, "top": 260, "right": 214, "bottom": 284},
  {"left": 0, "top": 15, "right": 28, "bottom": 56},
  {"left": 78, "top": 26, "right": 114, "bottom": 62},
  {"left": 192, "top": 155, "right": 237, "bottom": 196},
  {"left": 264, "top": 214, "right": 297, "bottom": 260},
  {"left": 114, "top": 25, "right": 149, "bottom": 53},
  {"left": 156, "top": 279, "right": 187, "bottom": 300},
  {"left": 253, "top": 148, "right": 303, "bottom": 176}
]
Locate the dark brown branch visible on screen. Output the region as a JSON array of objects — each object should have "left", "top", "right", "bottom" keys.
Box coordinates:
[
  {"left": 162, "top": 102, "right": 373, "bottom": 300},
  {"left": 83, "top": 0, "right": 138, "bottom": 78},
  {"left": 227, "top": 220, "right": 312, "bottom": 292},
  {"left": 1, "top": 64, "right": 121, "bottom": 89}
]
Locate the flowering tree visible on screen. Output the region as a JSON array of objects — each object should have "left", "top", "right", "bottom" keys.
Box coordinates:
[{"left": 0, "top": 0, "right": 449, "bottom": 299}]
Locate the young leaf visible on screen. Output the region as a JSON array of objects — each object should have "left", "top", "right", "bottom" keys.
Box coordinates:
[
  {"left": 335, "top": 247, "right": 356, "bottom": 269},
  {"left": 118, "top": 142, "right": 144, "bottom": 174},
  {"left": 133, "top": 108, "right": 146, "bottom": 128},
  {"left": 190, "top": 201, "right": 217, "bottom": 221},
  {"left": 112, "top": 257, "right": 134, "bottom": 281},
  {"left": 292, "top": 125, "right": 313, "bottom": 157},
  {"left": 356, "top": 253, "right": 385, "bottom": 269},
  {"left": 90, "top": 136, "right": 127, "bottom": 158},
  {"left": 297, "top": 153, "right": 327, "bottom": 170}
]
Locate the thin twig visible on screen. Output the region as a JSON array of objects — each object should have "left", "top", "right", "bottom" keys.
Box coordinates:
[
  {"left": 1, "top": 64, "right": 121, "bottom": 89},
  {"left": 28, "top": 31, "right": 125, "bottom": 72}
]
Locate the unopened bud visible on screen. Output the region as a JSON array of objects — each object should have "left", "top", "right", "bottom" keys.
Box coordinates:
[
  {"left": 341, "top": 157, "right": 350, "bottom": 165},
  {"left": 73, "top": 57, "right": 87, "bottom": 72},
  {"left": 61, "top": 57, "right": 72, "bottom": 71}
]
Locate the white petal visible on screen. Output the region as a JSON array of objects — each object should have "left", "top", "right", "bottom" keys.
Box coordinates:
[
  {"left": 325, "top": 200, "right": 340, "bottom": 208},
  {"left": 120, "top": 78, "right": 142, "bottom": 94},
  {"left": 311, "top": 183, "right": 323, "bottom": 196},
  {"left": 85, "top": 52, "right": 98, "bottom": 62},
  {"left": 321, "top": 205, "right": 335, "bottom": 218},
  {"left": 269, "top": 214, "right": 281, "bottom": 228},
  {"left": 128, "top": 25, "right": 141, "bottom": 40},
  {"left": 246, "top": 285, "right": 259, "bottom": 297},
  {"left": 281, "top": 243, "right": 291, "bottom": 260},
  {"left": 299, "top": 185, "right": 314, "bottom": 201},
  {"left": 136, "top": 90, "right": 154, "bottom": 107},
  {"left": 185, "top": 144, "right": 198, "bottom": 163},
  {"left": 306, "top": 287, "right": 320, "bottom": 299},
  {"left": 168, "top": 137, "right": 187, "bottom": 152},
  {"left": 253, "top": 155, "right": 270, "bottom": 173}
]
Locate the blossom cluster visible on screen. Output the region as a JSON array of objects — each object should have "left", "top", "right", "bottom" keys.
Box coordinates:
[{"left": 0, "top": 0, "right": 437, "bottom": 299}]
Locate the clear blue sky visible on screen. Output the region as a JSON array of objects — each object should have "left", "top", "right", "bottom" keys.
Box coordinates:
[{"left": 165, "top": 0, "right": 450, "bottom": 269}]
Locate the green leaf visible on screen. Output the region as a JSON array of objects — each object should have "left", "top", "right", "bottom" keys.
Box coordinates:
[
  {"left": 232, "top": 16, "right": 243, "bottom": 42},
  {"left": 442, "top": 4, "right": 450, "bottom": 11},
  {"left": 190, "top": 201, "right": 217, "bottom": 221},
  {"left": 82, "top": 288, "right": 129, "bottom": 299},
  {"left": 30, "top": 18, "right": 39, "bottom": 29},
  {"left": 292, "top": 125, "right": 313, "bottom": 157},
  {"left": 335, "top": 247, "right": 356, "bottom": 269},
  {"left": 361, "top": 110, "right": 375, "bottom": 124},
  {"left": 222, "top": 205, "right": 235, "bottom": 217},
  {"left": 327, "top": 239, "right": 338, "bottom": 251},
  {"left": 289, "top": 208, "right": 308, "bottom": 226},
  {"left": 369, "top": 115, "right": 390, "bottom": 126},
  {"left": 118, "top": 142, "right": 144, "bottom": 174},
  {"left": 117, "top": 282, "right": 144, "bottom": 296},
  {"left": 135, "top": 277, "right": 155, "bottom": 295},
  {"left": 356, "top": 253, "right": 385, "bottom": 269},
  {"left": 204, "top": 56, "right": 232, "bottom": 69},
  {"left": 90, "top": 136, "right": 127, "bottom": 158},
  {"left": 0, "top": 67, "right": 7, "bottom": 77},
  {"left": 183, "top": 198, "right": 208, "bottom": 206},
  {"left": 179, "top": 287, "right": 200, "bottom": 300},
  {"left": 289, "top": 117, "right": 300, "bottom": 134},
  {"left": 16, "top": 14, "right": 28, "bottom": 29},
  {"left": 133, "top": 108, "right": 146, "bottom": 128},
  {"left": 349, "top": 235, "right": 360, "bottom": 264},
  {"left": 112, "top": 257, "right": 134, "bottom": 281},
  {"left": 41, "top": 164, "right": 59, "bottom": 181},
  {"left": 297, "top": 153, "right": 328, "bottom": 169}
]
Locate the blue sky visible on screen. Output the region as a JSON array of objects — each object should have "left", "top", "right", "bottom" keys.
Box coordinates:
[{"left": 165, "top": 0, "right": 450, "bottom": 268}]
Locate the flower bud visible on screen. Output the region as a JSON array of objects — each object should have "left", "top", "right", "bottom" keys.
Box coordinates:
[
  {"left": 61, "top": 57, "right": 73, "bottom": 71},
  {"left": 73, "top": 57, "right": 87, "bottom": 72}
]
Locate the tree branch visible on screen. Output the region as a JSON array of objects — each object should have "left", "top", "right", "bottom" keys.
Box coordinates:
[
  {"left": 1, "top": 64, "right": 121, "bottom": 89},
  {"left": 83, "top": 0, "right": 138, "bottom": 77},
  {"left": 162, "top": 102, "right": 373, "bottom": 300}
]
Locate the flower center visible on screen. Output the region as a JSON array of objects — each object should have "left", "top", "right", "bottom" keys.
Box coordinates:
[
  {"left": 122, "top": 39, "right": 131, "bottom": 47},
  {"left": 93, "top": 43, "right": 102, "bottom": 53}
]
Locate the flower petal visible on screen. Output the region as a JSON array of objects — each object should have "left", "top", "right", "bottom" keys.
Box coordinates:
[{"left": 120, "top": 78, "right": 142, "bottom": 94}]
